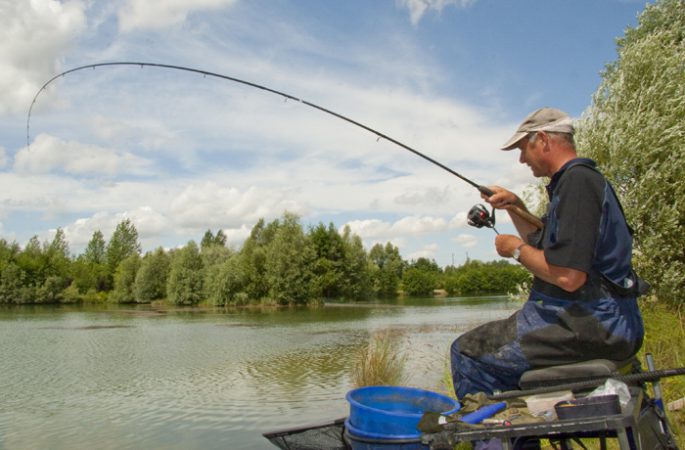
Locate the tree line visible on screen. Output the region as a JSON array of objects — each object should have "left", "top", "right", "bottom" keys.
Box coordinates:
[{"left": 0, "top": 212, "right": 529, "bottom": 305}]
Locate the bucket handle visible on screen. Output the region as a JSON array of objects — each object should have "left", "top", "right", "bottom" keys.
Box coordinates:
[{"left": 443, "top": 403, "right": 461, "bottom": 416}]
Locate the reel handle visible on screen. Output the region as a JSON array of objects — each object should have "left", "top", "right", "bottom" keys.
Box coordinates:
[{"left": 477, "top": 185, "right": 543, "bottom": 230}]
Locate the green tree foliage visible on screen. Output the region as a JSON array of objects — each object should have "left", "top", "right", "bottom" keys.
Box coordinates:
[
  {"left": 339, "top": 227, "right": 373, "bottom": 300},
  {"left": 72, "top": 231, "right": 109, "bottom": 293},
  {"left": 84, "top": 230, "right": 107, "bottom": 264},
  {"left": 309, "top": 222, "right": 345, "bottom": 298},
  {"left": 239, "top": 218, "right": 280, "bottom": 300},
  {"left": 45, "top": 229, "right": 71, "bottom": 278},
  {"left": 15, "top": 236, "right": 43, "bottom": 288},
  {"left": 0, "top": 215, "right": 528, "bottom": 304},
  {"left": 200, "top": 229, "right": 227, "bottom": 250},
  {"left": 109, "top": 253, "right": 141, "bottom": 303},
  {"left": 202, "top": 243, "right": 237, "bottom": 305},
  {"left": 205, "top": 254, "right": 247, "bottom": 306},
  {"left": 264, "top": 212, "right": 316, "bottom": 305},
  {"left": 105, "top": 219, "right": 141, "bottom": 288},
  {"left": 442, "top": 260, "right": 530, "bottom": 296},
  {"left": 402, "top": 258, "right": 440, "bottom": 296},
  {"left": 0, "top": 240, "right": 23, "bottom": 302},
  {"left": 0, "top": 262, "right": 29, "bottom": 303},
  {"left": 577, "top": 0, "right": 685, "bottom": 304},
  {"left": 134, "top": 248, "right": 171, "bottom": 303},
  {"left": 369, "top": 242, "right": 404, "bottom": 297},
  {"left": 167, "top": 241, "right": 204, "bottom": 305}
]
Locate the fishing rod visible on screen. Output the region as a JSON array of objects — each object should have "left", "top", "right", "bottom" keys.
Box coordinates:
[
  {"left": 488, "top": 366, "right": 685, "bottom": 400},
  {"left": 26, "top": 61, "right": 543, "bottom": 229}
]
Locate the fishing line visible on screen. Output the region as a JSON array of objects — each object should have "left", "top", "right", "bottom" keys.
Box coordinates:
[{"left": 26, "top": 61, "right": 543, "bottom": 229}]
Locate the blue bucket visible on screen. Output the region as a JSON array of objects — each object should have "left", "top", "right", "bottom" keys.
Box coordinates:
[
  {"left": 344, "top": 419, "right": 426, "bottom": 450},
  {"left": 346, "top": 386, "right": 460, "bottom": 442}
]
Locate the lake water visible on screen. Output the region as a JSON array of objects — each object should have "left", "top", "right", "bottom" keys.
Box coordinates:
[{"left": 0, "top": 296, "right": 517, "bottom": 449}]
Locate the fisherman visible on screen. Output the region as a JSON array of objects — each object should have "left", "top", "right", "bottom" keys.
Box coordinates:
[{"left": 450, "top": 107, "right": 646, "bottom": 399}]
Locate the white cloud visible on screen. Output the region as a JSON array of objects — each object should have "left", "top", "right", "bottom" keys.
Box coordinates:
[
  {"left": 343, "top": 219, "right": 392, "bottom": 240},
  {"left": 406, "top": 243, "right": 439, "bottom": 261},
  {"left": 170, "top": 182, "right": 305, "bottom": 230},
  {"left": 0, "top": 146, "right": 6, "bottom": 169},
  {"left": 391, "top": 215, "right": 447, "bottom": 234},
  {"left": 117, "top": 0, "right": 237, "bottom": 32},
  {"left": 221, "top": 224, "right": 251, "bottom": 246},
  {"left": 448, "top": 211, "right": 468, "bottom": 229},
  {"left": 454, "top": 233, "right": 478, "bottom": 248},
  {"left": 397, "top": 0, "right": 475, "bottom": 25},
  {"left": 344, "top": 215, "right": 450, "bottom": 240},
  {"left": 14, "top": 134, "right": 153, "bottom": 176},
  {"left": 0, "top": 0, "right": 86, "bottom": 117},
  {"left": 61, "top": 207, "right": 170, "bottom": 248}
]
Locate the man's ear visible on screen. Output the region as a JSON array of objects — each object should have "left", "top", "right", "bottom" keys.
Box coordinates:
[{"left": 538, "top": 131, "right": 551, "bottom": 152}]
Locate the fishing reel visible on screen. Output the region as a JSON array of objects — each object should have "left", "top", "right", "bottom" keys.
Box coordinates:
[{"left": 467, "top": 204, "right": 498, "bottom": 234}]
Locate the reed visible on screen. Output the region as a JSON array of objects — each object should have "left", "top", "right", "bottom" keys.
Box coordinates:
[{"left": 352, "top": 330, "right": 407, "bottom": 387}]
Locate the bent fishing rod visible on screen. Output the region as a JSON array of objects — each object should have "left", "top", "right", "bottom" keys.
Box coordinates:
[{"left": 26, "top": 61, "right": 543, "bottom": 229}]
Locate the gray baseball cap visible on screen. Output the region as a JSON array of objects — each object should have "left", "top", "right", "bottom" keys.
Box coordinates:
[{"left": 501, "top": 107, "right": 575, "bottom": 150}]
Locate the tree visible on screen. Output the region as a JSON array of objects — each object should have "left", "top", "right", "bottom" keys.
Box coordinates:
[
  {"left": 264, "top": 213, "right": 316, "bottom": 305},
  {"left": 441, "top": 260, "right": 529, "bottom": 296},
  {"left": 577, "top": 0, "right": 685, "bottom": 304},
  {"left": 239, "top": 218, "right": 278, "bottom": 301},
  {"left": 106, "top": 219, "right": 141, "bottom": 288},
  {"left": 44, "top": 228, "right": 71, "bottom": 282},
  {"left": 402, "top": 267, "right": 436, "bottom": 296},
  {"left": 84, "top": 230, "right": 106, "bottom": 265},
  {"left": 402, "top": 258, "right": 441, "bottom": 296},
  {"left": 0, "top": 263, "right": 28, "bottom": 303},
  {"left": 0, "top": 239, "right": 20, "bottom": 272},
  {"left": 167, "top": 241, "right": 204, "bottom": 305},
  {"left": 369, "top": 242, "right": 404, "bottom": 297},
  {"left": 0, "top": 239, "right": 23, "bottom": 303},
  {"left": 109, "top": 253, "right": 141, "bottom": 303},
  {"left": 339, "top": 226, "right": 373, "bottom": 300},
  {"left": 201, "top": 244, "right": 234, "bottom": 302},
  {"left": 201, "top": 229, "right": 215, "bottom": 249},
  {"left": 205, "top": 254, "right": 247, "bottom": 306},
  {"left": 16, "top": 235, "right": 43, "bottom": 288},
  {"left": 308, "top": 222, "right": 345, "bottom": 298},
  {"left": 73, "top": 231, "right": 109, "bottom": 293},
  {"left": 134, "top": 248, "right": 171, "bottom": 303}
]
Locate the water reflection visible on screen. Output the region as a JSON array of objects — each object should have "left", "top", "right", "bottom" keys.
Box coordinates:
[{"left": 0, "top": 296, "right": 517, "bottom": 450}]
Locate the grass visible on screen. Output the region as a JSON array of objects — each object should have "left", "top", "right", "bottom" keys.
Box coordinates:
[
  {"left": 352, "top": 330, "right": 407, "bottom": 387},
  {"left": 638, "top": 298, "right": 685, "bottom": 448}
]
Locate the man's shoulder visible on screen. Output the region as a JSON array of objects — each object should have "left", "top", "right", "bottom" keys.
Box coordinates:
[{"left": 562, "top": 162, "right": 605, "bottom": 185}]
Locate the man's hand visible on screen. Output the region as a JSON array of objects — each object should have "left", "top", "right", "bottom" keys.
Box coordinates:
[
  {"left": 481, "top": 186, "right": 523, "bottom": 210},
  {"left": 495, "top": 234, "right": 524, "bottom": 258}
]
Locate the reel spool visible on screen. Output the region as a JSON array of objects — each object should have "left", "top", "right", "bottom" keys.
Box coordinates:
[{"left": 467, "top": 204, "right": 498, "bottom": 234}]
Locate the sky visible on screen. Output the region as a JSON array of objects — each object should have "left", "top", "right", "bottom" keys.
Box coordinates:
[{"left": 0, "top": 0, "right": 647, "bottom": 267}]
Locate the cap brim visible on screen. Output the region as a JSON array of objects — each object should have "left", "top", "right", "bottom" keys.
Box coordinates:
[{"left": 500, "top": 131, "right": 528, "bottom": 151}]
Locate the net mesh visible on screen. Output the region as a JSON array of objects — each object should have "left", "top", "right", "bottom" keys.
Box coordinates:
[{"left": 263, "top": 418, "right": 348, "bottom": 450}]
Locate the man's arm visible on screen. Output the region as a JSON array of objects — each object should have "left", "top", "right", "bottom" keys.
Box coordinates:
[{"left": 495, "top": 235, "right": 587, "bottom": 292}]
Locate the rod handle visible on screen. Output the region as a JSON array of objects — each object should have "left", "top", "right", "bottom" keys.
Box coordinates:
[
  {"left": 509, "top": 205, "right": 544, "bottom": 230},
  {"left": 477, "top": 186, "right": 544, "bottom": 230}
]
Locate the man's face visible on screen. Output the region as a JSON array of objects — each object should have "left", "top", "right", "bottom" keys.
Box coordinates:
[{"left": 517, "top": 132, "right": 546, "bottom": 178}]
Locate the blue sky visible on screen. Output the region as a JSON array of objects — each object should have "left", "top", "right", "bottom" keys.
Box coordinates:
[{"left": 0, "top": 0, "right": 646, "bottom": 267}]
